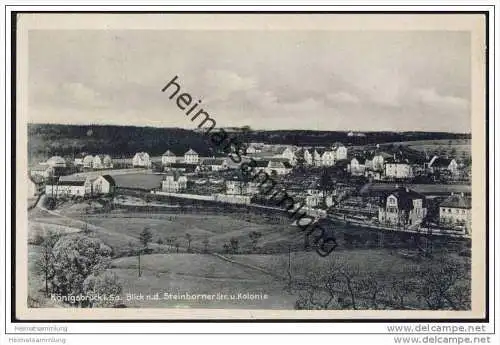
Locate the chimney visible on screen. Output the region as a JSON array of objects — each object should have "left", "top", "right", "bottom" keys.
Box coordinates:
[{"left": 405, "top": 187, "right": 409, "bottom": 193}]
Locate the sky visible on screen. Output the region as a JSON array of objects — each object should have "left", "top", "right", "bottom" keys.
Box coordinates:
[{"left": 28, "top": 30, "right": 471, "bottom": 132}]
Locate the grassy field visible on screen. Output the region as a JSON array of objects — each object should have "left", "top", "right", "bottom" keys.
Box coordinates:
[
  {"left": 385, "top": 139, "right": 471, "bottom": 159},
  {"left": 360, "top": 183, "right": 471, "bottom": 195},
  {"left": 28, "top": 202, "right": 470, "bottom": 310},
  {"left": 108, "top": 253, "right": 294, "bottom": 309},
  {"left": 112, "top": 173, "right": 164, "bottom": 190},
  {"left": 73, "top": 212, "right": 303, "bottom": 255}
]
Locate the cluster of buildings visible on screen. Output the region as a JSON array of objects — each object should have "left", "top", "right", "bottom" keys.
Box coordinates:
[
  {"left": 331, "top": 185, "right": 472, "bottom": 235},
  {"left": 42, "top": 174, "right": 116, "bottom": 199},
  {"left": 346, "top": 150, "right": 462, "bottom": 181}
]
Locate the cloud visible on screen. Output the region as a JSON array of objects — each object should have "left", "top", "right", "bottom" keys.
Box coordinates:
[
  {"left": 201, "top": 69, "right": 257, "bottom": 102},
  {"left": 327, "top": 91, "right": 360, "bottom": 104},
  {"left": 60, "top": 82, "right": 102, "bottom": 104},
  {"left": 414, "top": 88, "right": 469, "bottom": 110}
]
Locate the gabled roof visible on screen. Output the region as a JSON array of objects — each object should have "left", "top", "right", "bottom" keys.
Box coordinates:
[
  {"left": 101, "top": 175, "right": 116, "bottom": 186},
  {"left": 430, "top": 157, "right": 454, "bottom": 168},
  {"left": 184, "top": 149, "right": 198, "bottom": 155},
  {"left": 382, "top": 187, "right": 425, "bottom": 210},
  {"left": 162, "top": 150, "right": 176, "bottom": 157},
  {"left": 314, "top": 148, "right": 327, "bottom": 155},
  {"left": 440, "top": 194, "right": 471, "bottom": 209},
  {"left": 58, "top": 180, "right": 86, "bottom": 186},
  {"left": 134, "top": 152, "right": 150, "bottom": 158}
]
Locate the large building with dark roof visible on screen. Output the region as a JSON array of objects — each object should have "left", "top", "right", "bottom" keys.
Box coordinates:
[{"left": 378, "top": 187, "right": 427, "bottom": 227}]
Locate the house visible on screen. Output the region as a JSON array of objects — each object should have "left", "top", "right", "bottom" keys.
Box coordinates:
[
  {"left": 254, "top": 160, "right": 292, "bottom": 176},
  {"left": 384, "top": 158, "right": 414, "bottom": 179},
  {"left": 439, "top": 193, "right": 471, "bottom": 232},
  {"left": 199, "top": 158, "right": 228, "bottom": 172},
  {"left": 428, "top": 156, "right": 459, "bottom": 177},
  {"left": 372, "top": 152, "right": 392, "bottom": 171},
  {"left": 312, "top": 148, "right": 327, "bottom": 167},
  {"left": 294, "top": 148, "right": 313, "bottom": 165},
  {"left": 321, "top": 150, "right": 336, "bottom": 167},
  {"left": 83, "top": 155, "right": 94, "bottom": 168},
  {"left": 46, "top": 156, "right": 67, "bottom": 168},
  {"left": 348, "top": 156, "right": 366, "bottom": 176},
  {"left": 92, "top": 155, "right": 113, "bottom": 169},
  {"left": 30, "top": 163, "right": 54, "bottom": 179},
  {"left": 165, "top": 163, "right": 197, "bottom": 174},
  {"left": 132, "top": 152, "right": 151, "bottom": 168},
  {"left": 161, "top": 150, "right": 177, "bottom": 165},
  {"left": 161, "top": 171, "right": 188, "bottom": 193},
  {"left": 378, "top": 187, "right": 427, "bottom": 227},
  {"left": 45, "top": 176, "right": 93, "bottom": 198},
  {"left": 332, "top": 142, "right": 348, "bottom": 161},
  {"left": 273, "top": 147, "right": 296, "bottom": 165},
  {"left": 92, "top": 175, "right": 116, "bottom": 195},
  {"left": 74, "top": 153, "right": 86, "bottom": 166},
  {"left": 184, "top": 149, "right": 199, "bottom": 164}
]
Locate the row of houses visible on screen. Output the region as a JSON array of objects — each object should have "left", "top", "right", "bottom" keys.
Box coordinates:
[
  {"left": 347, "top": 151, "right": 460, "bottom": 180},
  {"left": 246, "top": 143, "right": 348, "bottom": 167},
  {"left": 75, "top": 154, "right": 113, "bottom": 169}
]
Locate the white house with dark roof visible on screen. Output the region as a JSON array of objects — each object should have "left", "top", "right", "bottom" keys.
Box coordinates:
[
  {"left": 161, "top": 150, "right": 177, "bottom": 165},
  {"left": 428, "top": 156, "right": 459, "bottom": 176},
  {"left": 384, "top": 157, "right": 414, "bottom": 179},
  {"left": 184, "top": 149, "right": 199, "bottom": 164},
  {"left": 439, "top": 193, "right": 471, "bottom": 232},
  {"left": 378, "top": 187, "right": 427, "bottom": 227},
  {"left": 132, "top": 152, "right": 151, "bottom": 168},
  {"left": 92, "top": 175, "right": 116, "bottom": 195}
]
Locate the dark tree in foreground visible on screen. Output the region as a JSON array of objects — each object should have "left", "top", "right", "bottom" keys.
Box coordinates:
[
  {"left": 34, "top": 231, "right": 60, "bottom": 297},
  {"left": 51, "top": 234, "right": 113, "bottom": 306}
]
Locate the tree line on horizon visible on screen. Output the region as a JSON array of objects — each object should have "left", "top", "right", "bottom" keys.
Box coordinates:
[{"left": 28, "top": 123, "right": 471, "bottom": 162}]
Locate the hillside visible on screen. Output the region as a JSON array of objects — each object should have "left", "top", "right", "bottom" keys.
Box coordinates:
[{"left": 27, "top": 123, "right": 470, "bottom": 163}]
